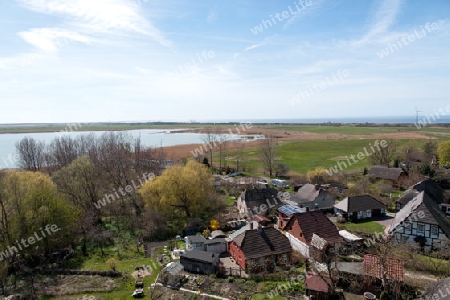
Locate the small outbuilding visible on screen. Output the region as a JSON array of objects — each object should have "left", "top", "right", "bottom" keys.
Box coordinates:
[
  {"left": 159, "top": 262, "right": 184, "bottom": 287},
  {"left": 180, "top": 249, "right": 219, "bottom": 275}
]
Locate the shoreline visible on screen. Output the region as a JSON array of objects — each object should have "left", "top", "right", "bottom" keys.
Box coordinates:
[{"left": 1, "top": 122, "right": 449, "bottom": 135}]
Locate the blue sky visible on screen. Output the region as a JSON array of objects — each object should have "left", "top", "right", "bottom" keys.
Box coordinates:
[{"left": 0, "top": 0, "right": 449, "bottom": 123}]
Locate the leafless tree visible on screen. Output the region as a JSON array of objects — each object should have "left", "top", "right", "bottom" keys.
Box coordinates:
[
  {"left": 259, "top": 135, "right": 277, "bottom": 176},
  {"left": 369, "top": 139, "right": 398, "bottom": 166},
  {"left": 15, "top": 137, "right": 45, "bottom": 171},
  {"left": 423, "top": 139, "right": 438, "bottom": 165},
  {"left": 217, "top": 134, "right": 228, "bottom": 173},
  {"left": 202, "top": 128, "right": 217, "bottom": 171},
  {"left": 275, "top": 162, "right": 290, "bottom": 177},
  {"left": 45, "top": 135, "right": 80, "bottom": 171},
  {"left": 233, "top": 139, "right": 246, "bottom": 172}
]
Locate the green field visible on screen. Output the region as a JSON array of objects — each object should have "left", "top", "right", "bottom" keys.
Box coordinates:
[
  {"left": 263, "top": 124, "right": 450, "bottom": 136},
  {"left": 221, "top": 138, "right": 432, "bottom": 175},
  {"left": 2, "top": 122, "right": 450, "bottom": 136}
]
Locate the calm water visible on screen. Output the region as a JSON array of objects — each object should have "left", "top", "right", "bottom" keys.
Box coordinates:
[{"left": 0, "top": 129, "right": 263, "bottom": 169}]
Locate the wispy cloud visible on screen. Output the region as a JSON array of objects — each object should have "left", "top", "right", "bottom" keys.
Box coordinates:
[
  {"left": 16, "top": 0, "right": 171, "bottom": 48},
  {"left": 351, "top": 0, "right": 404, "bottom": 46},
  {"left": 18, "top": 28, "right": 91, "bottom": 52},
  {"left": 283, "top": 0, "right": 343, "bottom": 30},
  {"left": 244, "top": 43, "right": 265, "bottom": 51},
  {"left": 207, "top": 9, "right": 217, "bottom": 23}
]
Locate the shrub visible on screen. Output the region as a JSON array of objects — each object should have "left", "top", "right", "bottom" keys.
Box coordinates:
[{"left": 106, "top": 256, "right": 118, "bottom": 271}]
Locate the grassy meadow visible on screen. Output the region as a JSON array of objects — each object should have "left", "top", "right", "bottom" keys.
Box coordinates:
[{"left": 220, "top": 137, "right": 444, "bottom": 175}]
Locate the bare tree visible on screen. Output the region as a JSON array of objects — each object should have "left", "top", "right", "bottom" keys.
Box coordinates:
[
  {"left": 259, "top": 135, "right": 277, "bottom": 176},
  {"left": 369, "top": 139, "right": 398, "bottom": 166},
  {"left": 45, "top": 135, "right": 80, "bottom": 171},
  {"left": 217, "top": 134, "right": 228, "bottom": 174},
  {"left": 275, "top": 162, "right": 290, "bottom": 177},
  {"left": 15, "top": 137, "right": 45, "bottom": 171},
  {"left": 423, "top": 139, "right": 438, "bottom": 165},
  {"left": 233, "top": 139, "right": 245, "bottom": 172},
  {"left": 202, "top": 128, "right": 217, "bottom": 172}
]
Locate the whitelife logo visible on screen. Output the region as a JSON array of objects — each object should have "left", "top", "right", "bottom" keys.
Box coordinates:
[
  {"left": 0, "top": 224, "right": 61, "bottom": 261},
  {"left": 250, "top": 0, "right": 313, "bottom": 35},
  {"left": 93, "top": 173, "right": 155, "bottom": 209},
  {"left": 326, "top": 140, "right": 388, "bottom": 176}
]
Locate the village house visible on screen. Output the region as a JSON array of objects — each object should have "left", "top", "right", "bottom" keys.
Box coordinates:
[
  {"left": 229, "top": 225, "right": 292, "bottom": 273},
  {"left": 388, "top": 191, "right": 450, "bottom": 251},
  {"left": 395, "top": 179, "right": 444, "bottom": 211},
  {"left": 236, "top": 187, "right": 282, "bottom": 216},
  {"left": 368, "top": 165, "right": 408, "bottom": 187},
  {"left": 185, "top": 235, "right": 206, "bottom": 251},
  {"left": 281, "top": 210, "right": 343, "bottom": 260},
  {"left": 276, "top": 204, "right": 306, "bottom": 230},
  {"left": 333, "top": 195, "right": 386, "bottom": 221},
  {"left": 402, "top": 150, "right": 438, "bottom": 170},
  {"left": 185, "top": 235, "right": 227, "bottom": 254},
  {"left": 287, "top": 184, "right": 335, "bottom": 211}
]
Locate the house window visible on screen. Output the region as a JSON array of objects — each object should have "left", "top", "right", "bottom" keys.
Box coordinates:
[
  {"left": 417, "top": 224, "right": 425, "bottom": 232},
  {"left": 431, "top": 226, "right": 438, "bottom": 235},
  {"left": 404, "top": 222, "right": 411, "bottom": 230}
]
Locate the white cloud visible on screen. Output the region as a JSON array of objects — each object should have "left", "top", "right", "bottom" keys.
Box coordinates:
[
  {"left": 18, "top": 28, "right": 91, "bottom": 52},
  {"left": 16, "top": 0, "right": 171, "bottom": 47},
  {"left": 283, "top": 0, "right": 339, "bottom": 30},
  {"left": 244, "top": 43, "right": 264, "bottom": 51},
  {"left": 351, "top": 0, "right": 404, "bottom": 46}
]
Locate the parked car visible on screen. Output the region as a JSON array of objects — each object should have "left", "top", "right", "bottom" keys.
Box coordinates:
[{"left": 272, "top": 179, "right": 289, "bottom": 188}]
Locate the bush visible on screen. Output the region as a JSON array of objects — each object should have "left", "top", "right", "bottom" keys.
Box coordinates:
[{"left": 106, "top": 256, "right": 118, "bottom": 271}]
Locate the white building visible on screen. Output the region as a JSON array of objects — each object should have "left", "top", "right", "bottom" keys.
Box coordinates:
[{"left": 388, "top": 191, "right": 450, "bottom": 251}]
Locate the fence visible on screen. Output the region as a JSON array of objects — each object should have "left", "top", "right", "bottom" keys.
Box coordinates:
[{"left": 216, "top": 266, "right": 246, "bottom": 277}]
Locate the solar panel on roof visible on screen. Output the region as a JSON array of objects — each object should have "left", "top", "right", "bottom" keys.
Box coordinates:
[{"left": 279, "top": 204, "right": 304, "bottom": 216}]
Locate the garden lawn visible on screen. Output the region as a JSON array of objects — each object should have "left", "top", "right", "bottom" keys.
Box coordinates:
[{"left": 338, "top": 220, "right": 385, "bottom": 235}]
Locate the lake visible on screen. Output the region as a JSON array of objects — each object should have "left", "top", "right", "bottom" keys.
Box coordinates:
[{"left": 0, "top": 129, "right": 264, "bottom": 169}]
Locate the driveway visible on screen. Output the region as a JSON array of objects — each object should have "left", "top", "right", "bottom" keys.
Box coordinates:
[{"left": 373, "top": 216, "right": 394, "bottom": 228}]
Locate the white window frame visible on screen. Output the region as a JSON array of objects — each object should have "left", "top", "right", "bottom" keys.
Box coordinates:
[
  {"left": 431, "top": 226, "right": 438, "bottom": 235},
  {"left": 417, "top": 224, "right": 425, "bottom": 232}
]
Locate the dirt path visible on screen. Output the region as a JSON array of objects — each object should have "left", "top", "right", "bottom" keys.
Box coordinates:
[{"left": 152, "top": 283, "right": 231, "bottom": 300}]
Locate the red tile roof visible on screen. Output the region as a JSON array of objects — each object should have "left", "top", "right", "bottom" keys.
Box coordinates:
[
  {"left": 305, "top": 271, "right": 330, "bottom": 292},
  {"left": 284, "top": 211, "right": 343, "bottom": 244}
]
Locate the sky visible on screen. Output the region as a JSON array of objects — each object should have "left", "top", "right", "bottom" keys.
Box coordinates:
[{"left": 0, "top": 0, "right": 449, "bottom": 123}]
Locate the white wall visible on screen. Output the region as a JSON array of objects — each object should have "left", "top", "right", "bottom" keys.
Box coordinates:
[{"left": 286, "top": 232, "right": 310, "bottom": 258}]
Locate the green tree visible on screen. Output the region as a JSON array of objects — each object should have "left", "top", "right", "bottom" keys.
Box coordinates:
[
  {"left": 369, "top": 139, "right": 398, "bottom": 166},
  {"left": 52, "top": 156, "right": 101, "bottom": 212},
  {"left": 437, "top": 140, "right": 450, "bottom": 166},
  {"left": 0, "top": 171, "right": 79, "bottom": 259},
  {"left": 138, "top": 161, "right": 215, "bottom": 219}
]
